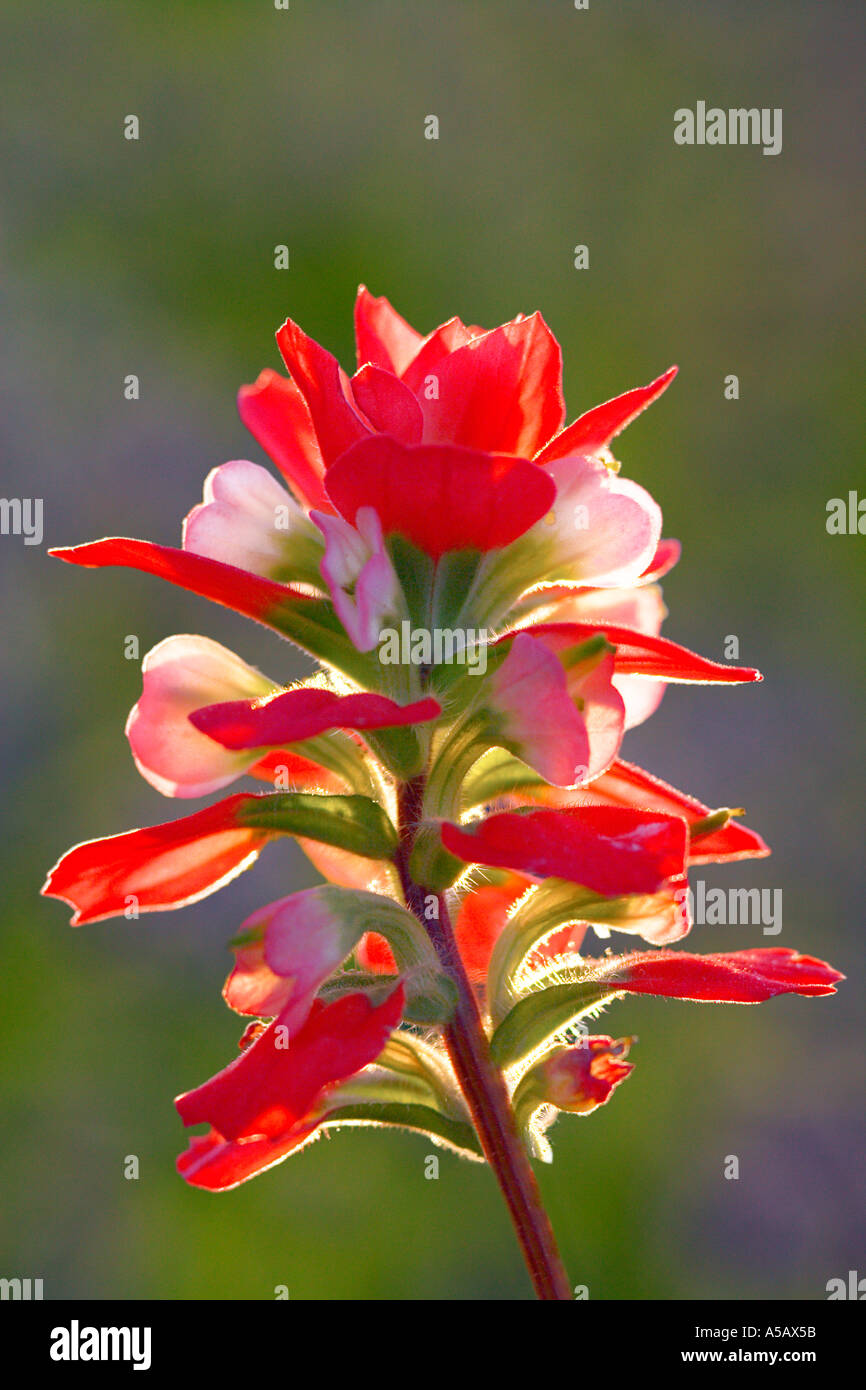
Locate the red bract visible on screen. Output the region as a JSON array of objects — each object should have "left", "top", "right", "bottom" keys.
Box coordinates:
[
  {"left": 238, "top": 370, "right": 329, "bottom": 512},
  {"left": 511, "top": 621, "right": 762, "bottom": 684},
  {"left": 324, "top": 437, "right": 556, "bottom": 559},
  {"left": 535, "top": 367, "right": 678, "bottom": 463},
  {"left": 44, "top": 288, "right": 840, "bottom": 1301},
  {"left": 190, "top": 689, "right": 441, "bottom": 750},
  {"left": 507, "top": 757, "right": 769, "bottom": 865},
  {"left": 50, "top": 538, "right": 305, "bottom": 633},
  {"left": 594, "top": 948, "right": 844, "bottom": 1001},
  {"left": 42, "top": 795, "right": 271, "bottom": 925},
  {"left": 177, "top": 987, "right": 404, "bottom": 1191},
  {"left": 442, "top": 807, "right": 689, "bottom": 898}
]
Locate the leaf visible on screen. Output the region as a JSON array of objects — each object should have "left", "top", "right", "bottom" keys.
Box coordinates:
[
  {"left": 321, "top": 1102, "right": 484, "bottom": 1160},
  {"left": 487, "top": 878, "right": 679, "bottom": 1024},
  {"left": 461, "top": 747, "right": 547, "bottom": 808},
  {"left": 237, "top": 792, "right": 397, "bottom": 860},
  {"left": 489, "top": 983, "right": 621, "bottom": 1069}
]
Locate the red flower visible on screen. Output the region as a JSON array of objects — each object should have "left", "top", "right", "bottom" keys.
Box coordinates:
[
  {"left": 240, "top": 288, "right": 676, "bottom": 480},
  {"left": 323, "top": 436, "right": 556, "bottom": 560},
  {"left": 533, "top": 1037, "right": 635, "bottom": 1115},
  {"left": 189, "top": 688, "right": 440, "bottom": 752},
  {"left": 594, "top": 948, "right": 844, "bottom": 1002},
  {"left": 43, "top": 286, "right": 840, "bottom": 1265},
  {"left": 176, "top": 986, "right": 404, "bottom": 1191},
  {"left": 442, "top": 806, "right": 689, "bottom": 899}
]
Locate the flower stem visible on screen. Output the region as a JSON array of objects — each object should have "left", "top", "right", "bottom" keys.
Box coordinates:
[{"left": 395, "top": 777, "right": 571, "bottom": 1301}]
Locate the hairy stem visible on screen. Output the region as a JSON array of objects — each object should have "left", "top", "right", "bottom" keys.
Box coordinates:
[{"left": 395, "top": 776, "right": 571, "bottom": 1301}]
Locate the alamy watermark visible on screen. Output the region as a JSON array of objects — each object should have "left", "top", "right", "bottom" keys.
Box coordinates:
[
  {"left": 49, "top": 1321, "right": 152, "bottom": 1371},
  {"left": 1, "top": 1276, "right": 43, "bottom": 1299},
  {"left": 683, "top": 880, "right": 782, "bottom": 935},
  {"left": 674, "top": 103, "right": 782, "bottom": 156},
  {"left": 378, "top": 622, "right": 489, "bottom": 675},
  {"left": 0, "top": 497, "right": 43, "bottom": 545}
]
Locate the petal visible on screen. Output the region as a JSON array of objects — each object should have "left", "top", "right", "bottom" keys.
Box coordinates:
[
  {"left": 599, "top": 948, "right": 844, "bottom": 1001},
  {"left": 453, "top": 872, "right": 533, "bottom": 983},
  {"left": 350, "top": 364, "right": 424, "bottom": 443},
  {"left": 237, "top": 369, "right": 331, "bottom": 512},
  {"left": 224, "top": 890, "right": 364, "bottom": 1031},
  {"left": 41, "top": 793, "right": 269, "bottom": 925},
  {"left": 296, "top": 838, "right": 395, "bottom": 893},
  {"left": 525, "top": 582, "right": 668, "bottom": 636},
  {"left": 276, "top": 318, "right": 371, "bottom": 466},
  {"left": 523, "top": 621, "right": 762, "bottom": 684},
  {"left": 190, "top": 688, "right": 440, "bottom": 750},
  {"left": 525, "top": 585, "right": 667, "bottom": 731},
  {"left": 228, "top": 885, "right": 433, "bottom": 1036},
  {"left": 409, "top": 313, "right": 565, "bottom": 457},
  {"left": 182, "top": 459, "right": 311, "bottom": 579},
  {"left": 222, "top": 929, "right": 290, "bottom": 1021},
  {"left": 354, "top": 286, "right": 425, "bottom": 375},
  {"left": 127, "top": 635, "right": 276, "bottom": 798},
  {"left": 541, "top": 454, "right": 662, "bottom": 587},
  {"left": 536, "top": 366, "right": 678, "bottom": 464},
  {"left": 313, "top": 506, "right": 403, "bottom": 651},
  {"left": 248, "top": 748, "right": 347, "bottom": 793},
  {"left": 638, "top": 537, "right": 681, "bottom": 584},
  {"left": 489, "top": 632, "right": 593, "bottom": 787},
  {"left": 442, "top": 807, "right": 688, "bottom": 898},
  {"left": 175, "top": 1123, "right": 319, "bottom": 1191},
  {"left": 42, "top": 791, "right": 397, "bottom": 924},
  {"left": 176, "top": 986, "right": 404, "bottom": 1190},
  {"left": 494, "top": 757, "right": 769, "bottom": 867},
  {"left": 581, "top": 759, "right": 770, "bottom": 864},
  {"left": 538, "top": 1037, "right": 634, "bottom": 1114},
  {"left": 399, "top": 316, "right": 482, "bottom": 392},
  {"left": 49, "top": 538, "right": 305, "bottom": 631},
  {"left": 571, "top": 651, "right": 628, "bottom": 779},
  {"left": 325, "top": 436, "right": 556, "bottom": 559}
]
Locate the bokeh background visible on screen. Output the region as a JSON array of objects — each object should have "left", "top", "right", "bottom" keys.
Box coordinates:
[{"left": 1, "top": 0, "right": 863, "bottom": 1300}]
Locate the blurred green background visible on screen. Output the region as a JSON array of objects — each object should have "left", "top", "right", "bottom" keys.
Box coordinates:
[{"left": 1, "top": 0, "right": 863, "bottom": 1300}]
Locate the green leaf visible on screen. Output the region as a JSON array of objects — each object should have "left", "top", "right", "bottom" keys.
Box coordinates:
[
  {"left": 689, "top": 807, "right": 742, "bottom": 841},
  {"left": 238, "top": 792, "right": 397, "bottom": 860},
  {"left": 487, "top": 879, "right": 671, "bottom": 1024},
  {"left": 321, "top": 1101, "right": 484, "bottom": 1160},
  {"left": 407, "top": 824, "right": 464, "bottom": 891},
  {"left": 489, "top": 983, "right": 621, "bottom": 1069},
  {"left": 387, "top": 535, "right": 435, "bottom": 632},
  {"left": 320, "top": 1059, "right": 483, "bottom": 1159},
  {"left": 271, "top": 594, "right": 384, "bottom": 688},
  {"left": 376, "top": 1033, "right": 468, "bottom": 1120},
  {"left": 461, "top": 747, "right": 547, "bottom": 808},
  {"left": 363, "top": 724, "right": 430, "bottom": 781},
  {"left": 288, "top": 730, "right": 378, "bottom": 796},
  {"left": 430, "top": 549, "right": 483, "bottom": 629}
]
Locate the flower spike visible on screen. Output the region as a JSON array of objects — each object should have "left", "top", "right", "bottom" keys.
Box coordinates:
[{"left": 45, "top": 290, "right": 840, "bottom": 1303}]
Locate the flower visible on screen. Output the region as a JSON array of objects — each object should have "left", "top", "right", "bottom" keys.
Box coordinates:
[
  {"left": 126, "top": 635, "right": 278, "bottom": 798},
  {"left": 241, "top": 288, "right": 677, "bottom": 473},
  {"left": 176, "top": 987, "right": 405, "bottom": 1191},
  {"left": 312, "top": 505, "right": 404, "bottom": 651},
  {"left": 522, "top": 1037, "right": 635, "bottom": 1116},
  {"left": 43, "top": 286, "right": 840, "bottom": 1294},
  {"left": 485, "top": 632, "right": 624, "bottom": 787}
]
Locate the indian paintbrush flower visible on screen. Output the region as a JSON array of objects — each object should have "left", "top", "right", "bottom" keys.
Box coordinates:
[{"left": 42, "top": 289, "right": 843, "bottom": 1300}]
